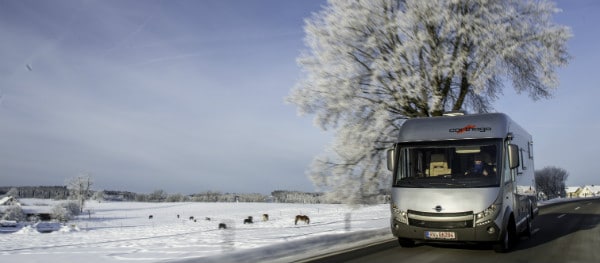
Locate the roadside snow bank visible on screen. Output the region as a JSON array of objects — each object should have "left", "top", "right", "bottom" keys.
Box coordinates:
[{"left": 166, "top": 228, "right": 393, "bottom": 263}]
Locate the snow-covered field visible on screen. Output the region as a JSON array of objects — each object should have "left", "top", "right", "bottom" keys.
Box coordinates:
[{"left": 0, "top": 199, "right": 392, "bottom": 263}]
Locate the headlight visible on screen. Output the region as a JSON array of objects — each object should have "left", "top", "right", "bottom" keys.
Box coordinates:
[
  {"left": 391, "top": 204, "right": 408, "bottom": 224},
  {"left": 476, "top": 204, "right": 497, "bottom": 219},
  {"left": 475, "top": 203, "right": 500, "bottom": 226}
]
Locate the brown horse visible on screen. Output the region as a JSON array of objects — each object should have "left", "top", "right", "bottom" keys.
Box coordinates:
[{"left": 295, "top": 215, "right": 310, "bottom": 225}]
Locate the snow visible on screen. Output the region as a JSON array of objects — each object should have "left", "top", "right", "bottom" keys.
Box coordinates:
[
  {"left": 1, "top": 197, "right": 587, "bottom": 262},
  {"left": 0, "top": 199, "right": 393, "bottom": 263}
]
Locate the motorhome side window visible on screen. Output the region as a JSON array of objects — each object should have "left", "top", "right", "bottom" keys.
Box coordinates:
[{"left": 394, "top": 141, "right": 502, "bottom": 188}]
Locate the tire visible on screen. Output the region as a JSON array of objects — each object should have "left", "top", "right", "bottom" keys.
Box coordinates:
[
  {"left": 398, "top": 238, "right": 416, "bottom": 247},
  {"left": 493, "top": 229, "right": 510, "bottom": 253},
  {"left": 494, "top": 219, "right": 515, "bottom": 253}
]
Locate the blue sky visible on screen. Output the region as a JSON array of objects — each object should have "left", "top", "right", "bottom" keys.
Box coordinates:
[
  {"left": 0, "top": 0, "right": 598, "bottom": 195},
  {"left": 495, "top": 0, "right": 600, "bottom": 188}
]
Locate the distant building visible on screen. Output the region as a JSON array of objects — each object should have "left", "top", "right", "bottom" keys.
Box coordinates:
[
  {"left": 0, "top": 186, "right": 69, "bottom": 199},
  {"left": 565, "top": 187, "right": 581, "bottom": 198},
  {"left": 589, "top": 185, "right": 600, "bottom": 196},
  {"left": 0, "top": 196, "right": 52, "bottom": 221},
  {"left": 577, "top": 185, "right": 600, "bottom": 197},
  {"left": 0, "top": 196, "right": 19, "bottom": 206},
  {"left": 102, "top": 190, "right": 137, "bottom": 201},
  {"left": 565, "top": 185, "right": 600, "bottom": 198}
]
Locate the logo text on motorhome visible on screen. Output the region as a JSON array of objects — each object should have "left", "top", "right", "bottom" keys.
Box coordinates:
[{"left": 449, "top": 125, "right": 492, "bottom": 134}]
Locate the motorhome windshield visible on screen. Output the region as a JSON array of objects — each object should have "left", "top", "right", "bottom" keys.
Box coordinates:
[{"left": 393, "top": 140, "right": 502, "bottom": 188}]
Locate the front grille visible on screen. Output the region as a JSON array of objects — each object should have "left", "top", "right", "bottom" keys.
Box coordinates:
[
  {"left": 408, "top": 210, "right": 473, "bottom": 217},
  {"left": 408, "top": 218, "right": 473, "bottom": 228},
  {"left": 407, "top": 210, "right": 474, "bottom": 229}
]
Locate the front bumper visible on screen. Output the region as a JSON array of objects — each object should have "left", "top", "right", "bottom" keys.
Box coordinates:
[{"left": 390, "top": 219, "right": 501, "bottom": 242}]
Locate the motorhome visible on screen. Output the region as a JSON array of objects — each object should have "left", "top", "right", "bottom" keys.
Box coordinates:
[{"left": 386, "top": 112, "right": 537, "bottom": 252}]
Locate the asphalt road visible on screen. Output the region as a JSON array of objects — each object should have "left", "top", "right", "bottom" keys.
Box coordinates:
[{"left": 308, "top": 198, "right": 600, "bottom": 263}]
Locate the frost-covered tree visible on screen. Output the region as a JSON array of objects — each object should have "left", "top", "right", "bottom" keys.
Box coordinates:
[
  {"left": 1, "top": 205, "right": 25, "bottom": 221},
  {"left": 92, "top": 190, "right": 105, "bottom": 202},
  {"left": 166, "top": 193, "right": 187, "bottom": 202},
  {"left": 535, "top": 166, "right": 568, "bottom": 199},
  {"left": 148, "top": 189, "right": 168, "bottom": 202},
  {"left": 61, "top": 201, "right": 82, "bottom": 217},
  {"left": 5, "top": 187, "right": 19, "bottom": 198},
  {"left": 287, "top": 0, "right": 571, "bottom": 203},
  {"left": 66, "top": 174, "right": 93, "bottom": 212},
  {"left": 135, "top": 193, "right": 148, "bottom": 202},
  {"left": 52, "top": 204, "right": 72, "bottom": 222}
]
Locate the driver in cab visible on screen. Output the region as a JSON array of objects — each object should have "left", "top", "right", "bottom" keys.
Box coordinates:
[{"left": 465, "top": 154, "right": 491, "bottom": 176}]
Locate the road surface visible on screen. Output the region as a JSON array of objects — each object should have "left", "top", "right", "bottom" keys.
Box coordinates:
[{"left": 308, "top": 198, "right": 600, "bottom": 263}]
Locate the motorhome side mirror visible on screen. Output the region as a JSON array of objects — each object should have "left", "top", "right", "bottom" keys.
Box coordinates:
[
  {"left": 508, "top": 144, "right": 520, "bottom": 169},
  {"left": 386, "top": 149, "right": 395, "bottom": 171}
]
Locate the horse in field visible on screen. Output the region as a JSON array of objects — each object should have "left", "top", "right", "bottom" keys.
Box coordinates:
[
  {"left": 295, "top": 215, "right": 310, "bottom": 225},
  {"left": 262, "top": 214, "right": 269, "bottom": 222},
  {"left": 243, "top": 216, "right": 253, "bottom": 224}
]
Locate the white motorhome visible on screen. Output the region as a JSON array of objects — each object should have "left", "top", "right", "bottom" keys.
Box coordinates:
[{"left": 386, "top": 112, "right": 537, "bottom": 252}]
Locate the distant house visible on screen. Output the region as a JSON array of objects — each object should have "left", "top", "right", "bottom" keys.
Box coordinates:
[
  {"left": 537, "top": 191, "right": 548, "bottom": 201},
  {"left": 101, "top": 190, "right": 137, "bottom": 201},
  {"left": 576, "top": 185, "right": 600, "bottom": 197},
  {"left": 0, "top": 196, "right": 52, "bottom": 221},
  {"left": 21, "top": 206, "right": 53, "bottom": 221},
  {"left": 565, "top": 187, "right": 581, "bottom": 198},
  {"left": 565, "top": 185, "right": 600, "bottom": 198},
  {"left": 0, "top": 196, "right": 20, "bottom": 206},
  {"left": 590, "top": 185, "right": 600, "bottom": 196}
]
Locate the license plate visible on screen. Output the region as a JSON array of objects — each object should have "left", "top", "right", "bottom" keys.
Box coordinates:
[{"left": 425, "top": 231, "right": 456, "bottom": 240}]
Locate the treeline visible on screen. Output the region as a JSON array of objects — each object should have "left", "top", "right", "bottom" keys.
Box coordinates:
[
  {"left": 0, "top": 186, "right": 366, "bottom": 204},
  {"left": 0, "top": 186, "right": 69, "bottom": 199},
  {"left": 271, "top": 190, "right": 325, "bottom": 203},
  {"left": 127, "top": 190, "right": 328, "bottom": 203}
]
